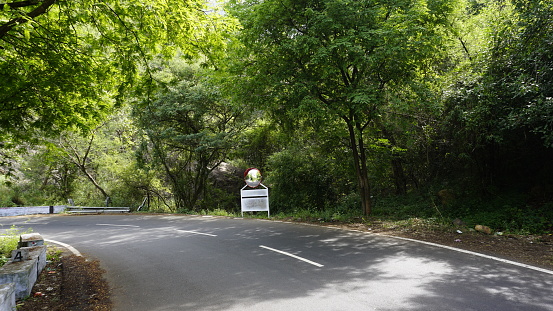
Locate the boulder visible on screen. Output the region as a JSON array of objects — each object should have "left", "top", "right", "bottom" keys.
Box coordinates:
[{"left": 475, "top": 224, "right": 492, "bottom": 235}]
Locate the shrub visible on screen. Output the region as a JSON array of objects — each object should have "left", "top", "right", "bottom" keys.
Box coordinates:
[
  {"left": 266, "top": 149, "right": 339, "bottom": 213},
  {"left": 0, "top": 225, "right": 32, "bottom": 267}
]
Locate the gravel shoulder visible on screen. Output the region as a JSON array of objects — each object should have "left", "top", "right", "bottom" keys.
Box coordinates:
[{"left": 351, "top": 222, "right": 553, "bottom": 270}]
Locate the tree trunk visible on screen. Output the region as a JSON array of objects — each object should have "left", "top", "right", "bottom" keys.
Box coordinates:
[
  {"left": 344, "top": 116, "right": 372, "bottom": 215},
  {"left": 378, "top": 123, "right": 408, "bottom": 195},
  {"left": 77, "top": 165, "right": 110, "bottom": 200},
  {"left": 390, "top": 158, "right": 407, "bottom": 195},
  {"left": 62, "top": 134, "right": 110, "bottom": 202}
]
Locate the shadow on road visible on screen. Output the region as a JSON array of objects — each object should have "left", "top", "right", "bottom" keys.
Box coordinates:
[{"left": 11, "top": 215, "right": 553, "bottom": 311}]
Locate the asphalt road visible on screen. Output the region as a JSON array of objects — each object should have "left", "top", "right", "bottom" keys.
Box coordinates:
[{"left": 2, "top": 214, "right": 553, "bottom": 311}]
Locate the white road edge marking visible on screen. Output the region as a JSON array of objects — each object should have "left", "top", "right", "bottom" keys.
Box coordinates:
[
  {"left": 44, "top": 239, "right": 82, "bottom": 257},
  {"left": 96, "top": 224, "right": 140, "bottom": 228},
  {"left": 390, "top": 235, "right": 553, "bottom": 276},
  {"left": 260, "top": 245, "right": 324, "bottom": 268},
  {"left": 176, "top": 229, "right": 217, "bottom": 237},
  {"left": 272, "top": 219, "right": 553, "bottom": 275}
]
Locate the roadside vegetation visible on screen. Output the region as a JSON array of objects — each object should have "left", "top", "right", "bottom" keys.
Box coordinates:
[
  {"left": 192, "top": 194, "right": 553, "bottom": 236},
  {"left": 0, "top": 226, "right": 32, "bottom": 267}
]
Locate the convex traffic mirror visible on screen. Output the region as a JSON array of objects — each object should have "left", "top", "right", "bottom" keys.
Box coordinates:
[{"left": 244, "top": 168, "right": 262, "bottom": 188}]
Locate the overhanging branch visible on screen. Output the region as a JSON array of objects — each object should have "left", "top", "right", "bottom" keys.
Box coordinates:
[
  {"left": 0, "top": 0, "right": 56, "bottom": 39},
  {"left": 0, "top": 0, "right": 40, "bottom": 9}
]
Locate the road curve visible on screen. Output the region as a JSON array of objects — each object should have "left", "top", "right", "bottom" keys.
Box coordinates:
[{"left": 1, "top": 214, "right": 552, "bottom": 311}]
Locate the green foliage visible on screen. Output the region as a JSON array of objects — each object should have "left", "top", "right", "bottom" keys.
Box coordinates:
[
  {"left": 374, "top": 194, "right": 439, "bottom": 220},
  {"left": 0, "top": 105, "right": 155, "bottom": 208},
  {"left": 439, "top": 0, "right": 553, "bottom": 192},
  {"left": 2, "top": 0, "right": 553, "bottom": 237},
  {"left": 0, "top": 181, "right": 18, "bottom": 207},
  {"left": 375, "top": 189, "right": 553, "bottom": 234},
  {"left": 230, "top": 121, "right": 284, "bottom": 172},
  {"left": 46, "top": 247, "right": 63, "bottom": 262},
  {"left": 446, "top": 195, "right": 553, "bottom": 234},
  {"left": 271, "top": 207, "right": 363, "bottom": 223},
  {"left": 228, "top": 0, "right": 458, "bottom": 215},
  {"left": 199, "top": 208, "right": 238, "bottom": 217},
  {"left": 0, "top": 0, "right": 233, "bottom": 150},
  {"left": 11, "top": 146, "right": 77, "bottom": 206},
  {"left": 336, "top": 192, "right": 362, "bottom": 213},
  {"left": 0, "top": 225, "right": 32, "bottom": 267},
  {"left": 483, "top": 0, "right": 553, "bottom": 147},
  {"left": 1, "top": 1, "right": 118, "bottom": 142},
  {"left": 266, "top": 147, "right": 348, "bottom": 213},
  {"left": 136, "top": 60, "right": 246, "bottom": 211}
]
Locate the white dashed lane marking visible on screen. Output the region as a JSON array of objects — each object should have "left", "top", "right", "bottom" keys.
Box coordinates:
[{"left": 260, "top": 245, "right": 324, "bottom": 268}]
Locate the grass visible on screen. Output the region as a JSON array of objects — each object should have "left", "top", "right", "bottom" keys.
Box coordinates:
[
  {"left": 46, "top": 246, "right": 63, "bottom": 262},
  {"left": 0, "top": 225, "right": 33, "bottom": 267},
  {"left": 199, "top": 208, "right": 237, "bottom": 217}
]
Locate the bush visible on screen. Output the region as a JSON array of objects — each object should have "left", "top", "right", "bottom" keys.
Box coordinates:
[
  {"left": 373, "top": 194, "right": 439, "bottom": 220},
  {"left": 0, "top": 184, "right": 16, "bottom": 207},
  {"left": 434, "top": 192, "right": 553, "bottom": 234},
  {"left": 266, "top": 149, "right": 339, "bottom": 213},
  {"left": 0, "top": 225, "right": 32, "bottom": 267},
  {"left": 460, "top": 205, "right": 553, "bottom": 234}
]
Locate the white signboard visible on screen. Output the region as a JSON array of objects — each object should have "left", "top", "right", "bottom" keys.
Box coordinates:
[{"left": 241, "top": 184, "right": 269, "bottom": 217}]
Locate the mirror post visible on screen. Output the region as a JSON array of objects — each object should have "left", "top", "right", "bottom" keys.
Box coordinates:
[{"left": 241, "top": 168, "right": 270, "bottom": 217}]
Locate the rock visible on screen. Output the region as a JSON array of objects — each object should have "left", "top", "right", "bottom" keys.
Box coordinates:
[
  {"left": 475, "top": 224, "right": 492, "bottom": 235},
  {"left": 452, "top": 218, "right": 465, "bottom": 227}
]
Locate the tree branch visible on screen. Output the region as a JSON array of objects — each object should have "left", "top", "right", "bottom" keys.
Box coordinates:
[
  {"left": 0, "top": 0, "right": 57, "bottom": 39},
  {"left": 0, "top": 0, "right": 40, "bottom": 8}
]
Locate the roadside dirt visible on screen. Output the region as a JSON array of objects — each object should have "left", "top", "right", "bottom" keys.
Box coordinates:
[
  {"left": 15, "top": 217, "right": 552, "bottom": 311},
  {"left": 337, "top": 220, "right": 553, "bottom": 270},
  {"left": 17, "top": 253, "right": 111, "bottom": 311}
]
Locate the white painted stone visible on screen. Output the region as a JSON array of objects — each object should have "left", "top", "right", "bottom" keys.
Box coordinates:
[
  {"left": 0, "top": 245, "right": 46, "bottom": 300},
  {"left": 0, "top": 283, "right": 15, "bottom": 311}
]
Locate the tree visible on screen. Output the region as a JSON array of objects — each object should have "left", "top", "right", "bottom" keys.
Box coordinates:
[
  {"left": 484, "top": 0, "right": 553, "bottom": 147},
  {"left": 0, "top": 0, "right": 224, "bottom": 143},
  {"left": 58, "top": 132, "right": 111, "bottom": 201},
  {"left": 12, "top": 144, "right": 78, "bottom": 205},
  {"left": 441, "top": 0, "right": 553, "bottom": 191},
  {"left": 228, "top": 0, "right": 456, "bottom": 215},
  {"left": 137, "top": 61, "right": 246, "bottom": 211}
]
